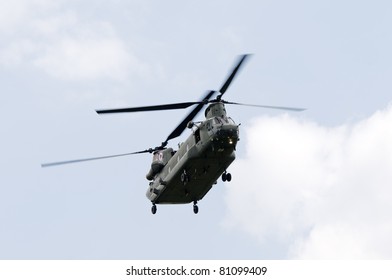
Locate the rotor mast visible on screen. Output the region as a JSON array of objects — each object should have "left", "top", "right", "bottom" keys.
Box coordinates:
[{"left": 204, "top": 102, "right": 227, "bottom": 119}]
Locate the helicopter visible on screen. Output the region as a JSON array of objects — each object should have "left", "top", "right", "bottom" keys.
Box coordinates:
[{"left": 42, "top": 54, "right": 305, "bottom": 214}]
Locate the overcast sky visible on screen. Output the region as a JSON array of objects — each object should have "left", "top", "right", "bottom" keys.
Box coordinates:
[{"left": 1, "top": 0, "right": 392, "bottom": 259}]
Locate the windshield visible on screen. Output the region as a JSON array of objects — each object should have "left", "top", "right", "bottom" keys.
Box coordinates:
[{"left": 213, "top": 117, "right": 235, "bottom": 125}]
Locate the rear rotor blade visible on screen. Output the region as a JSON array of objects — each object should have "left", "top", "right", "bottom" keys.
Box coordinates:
[
  {"left": 96, "top": 102, "right": 202, "bottom": 114},
  {"left": 41, "top": 149, "right": 153, "bottom": 168},
  {"left": 218, "top": 54, "right": 251, "bottom": 99},
  {"left": 222, "top": 101, "right": 306, "bottom": 111}
]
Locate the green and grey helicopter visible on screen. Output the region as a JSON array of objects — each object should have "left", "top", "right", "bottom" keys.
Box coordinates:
[{"left": 42, "top": 54, "right": 305, "bottom": 214}]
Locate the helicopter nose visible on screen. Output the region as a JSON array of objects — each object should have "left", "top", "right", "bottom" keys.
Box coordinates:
[
  {"left": 218, "top": 125, "right": 239, "bottom": 137},
  {"left": 214, "top": 125, "right": 239, "bottom": 148}
]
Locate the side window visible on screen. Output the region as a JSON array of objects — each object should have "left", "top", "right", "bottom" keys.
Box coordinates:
[
  {"left": 206, "top": 121, "right": 212, "bottom": 131},
  {"left": 194, "top": 128, "right": 201, "bottom": 143}
]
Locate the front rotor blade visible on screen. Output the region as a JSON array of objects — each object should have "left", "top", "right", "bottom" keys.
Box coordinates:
[
  {"left": 96, "top": 102, "right": 202, "bottom": 114},
  {"left": 222, "top": 101, "right": 306, "bottom": 111},
  {"left": 165, "top": 90, "right": 215, "bottom": 143},
  {"left": 218, "top": 54, "right": 251, "bottom": 98},
  {"left": 41, "top": 150, "right": 152, "bottom": 168}
]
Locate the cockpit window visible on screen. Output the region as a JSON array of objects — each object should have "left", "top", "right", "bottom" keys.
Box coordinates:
[
  {"left": 213, "top": 116, "right": 235, "bottom": 124},
  {"left": 213, "top": 117, "right": 222, "bottom": 124},
  {"left": 227, "top": 117, "right": 235, "bottom": 124}
]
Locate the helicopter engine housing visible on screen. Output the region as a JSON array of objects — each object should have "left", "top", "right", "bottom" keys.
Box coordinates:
[{"left": 146, "top": 148, "right": 174, "bottom": 180}]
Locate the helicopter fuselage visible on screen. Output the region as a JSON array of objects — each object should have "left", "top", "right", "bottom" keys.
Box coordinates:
[{"left": 146, "top": 102, "right": 239, "bottom": 205}]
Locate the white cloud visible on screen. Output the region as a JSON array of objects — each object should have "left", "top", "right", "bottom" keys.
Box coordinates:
[
  {"left": 34, "top": 35, "right": 134, "bottom": 81},
  {"left": 0, "top": 0, "right": 146, "bottom": 81},
  {"left": 0, "top": 0, "right": 63, "bottom": 33},
  {"left": 223, "top": 105, "right": 392, "bottom": 259}
]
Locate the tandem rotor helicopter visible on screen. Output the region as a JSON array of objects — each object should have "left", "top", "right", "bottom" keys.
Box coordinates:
[{"left": 42, "top": 54, "right": 305, "bottom": 214}]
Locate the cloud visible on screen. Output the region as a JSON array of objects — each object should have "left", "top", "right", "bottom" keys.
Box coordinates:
[
  {"left": 0, "top": 0, "right": 58, "bottom": 31},
  {"left": 0, "top": 1, "right": 145, "bottom": 81},
  {"left": 223, "top": 105, "right": 392, "bottom": 259},
  {"left": 33, "top": 34, "right": 134, "bottom": 81}
]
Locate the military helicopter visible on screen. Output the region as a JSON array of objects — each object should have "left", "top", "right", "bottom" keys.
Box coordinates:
[{"left": 42, "top": 54, "right": 305, "bottom": 214}]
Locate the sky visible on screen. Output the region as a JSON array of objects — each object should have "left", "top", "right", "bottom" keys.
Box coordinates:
[{"left": 1, "top": 0, "right": 392, "bottom": 259}]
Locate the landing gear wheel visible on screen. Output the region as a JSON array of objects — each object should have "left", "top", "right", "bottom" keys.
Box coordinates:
[
  {"left": 222, "top": 171, "right": 231, "bottom": 182},
  {"left": 151, "top": 204, "right": 157, "bottom": 215},
  {"left": 222, "top": 172, "right": 227, "bottom": 182},
  {"left": 193, "top": 201, "right": 199, "bottom": 214}
]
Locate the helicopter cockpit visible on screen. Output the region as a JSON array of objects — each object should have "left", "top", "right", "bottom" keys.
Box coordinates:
[{"left": 212, "top": 116, "right": 236, "bottom": 125}]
